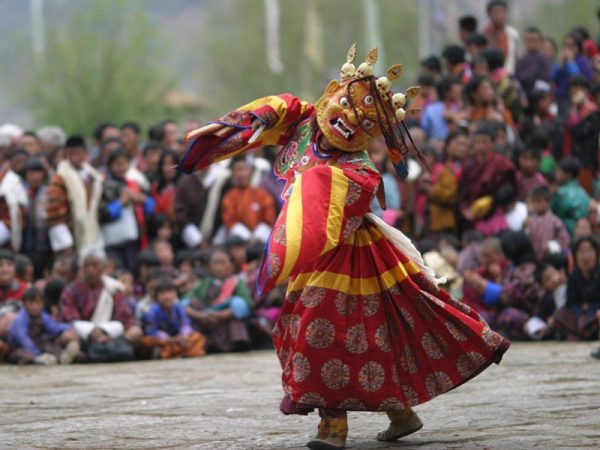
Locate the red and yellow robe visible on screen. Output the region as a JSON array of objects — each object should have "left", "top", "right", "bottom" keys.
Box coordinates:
[{"left": 180, "top": 94, "right": 510, "bottom": 414}]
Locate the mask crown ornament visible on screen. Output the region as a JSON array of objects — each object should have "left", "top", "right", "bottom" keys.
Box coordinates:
[{"left": 337, "top": 44, "right": 415, "bottom": 123}]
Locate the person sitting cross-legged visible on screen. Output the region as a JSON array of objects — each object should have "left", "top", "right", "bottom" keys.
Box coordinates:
[
  {"left": 140, "top": 278, "right": 206, "bottom": 359},
  {"left": 8, "top": 288, "right": 80, "bottom": 365}
]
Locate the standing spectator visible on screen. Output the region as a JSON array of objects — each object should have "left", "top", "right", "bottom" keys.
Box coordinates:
[
  {"left": 140, "top": 278, "right": 206, "bottom": 359},
  {"left": 19, "top": 131, "right": 42, "bottom": 156},
  {"left": 47, "top": 136, "right": 104, "bottom": 256},
  {"left": 515, "top": 27, "right": 553, "bottom": 95},
  {"left": 420, "top": 75, "right": 463, "bottom": 142},
  {"left": 220, "top": 156, "right": 275, "bottom": 243},
  {"left": 0, "top": 152, "right": 28, "bottom": 252},
  {"left": 442, "top": 45, "right": 469, "bottom": 82},
  {"left": 483, "top": 0, "right": 520, "bottom": 75},
  {"left": 458, "top": 15, "right": 478, "bottom": 45},
  {"left": 175, "top": 170, "right": 210, "bottom": 250},
  {"left": 525, "top": 185, "right": 570, "bottom": 262},
  {"left": 553, "top": 31, "right": 595, "bottom": 109},
  {"left": 120, "top": 122, "right": 150, "bottom": 191},
  {"left": 551, "top": 157, "right": 591, "bottom": 236},
  {"left": 553, "top": 237, "right": 600, "bottom": 340},
  {"left": 37, "top": 125, "right": 66, "bottom": 160},
  {"left": 21, "top": 158, "right": 52, "bottom": 278},
  {"left": 58, "top": 249, "right": 142, "bottom": 351},
  {"left": 151, "top": 150, "right": 180, "bottom": 226},
  {"left": 7, "top": 288, "right": 80, "bottom": 365},
  {"left": 99, "top": 149, "right": 155, "bottom": 271},
  {"left": 142, "top": 142, "right": 164, "bottom": 185}
]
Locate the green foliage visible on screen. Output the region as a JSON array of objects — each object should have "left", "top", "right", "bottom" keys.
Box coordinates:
[
  {"left": 196, "top": 0, "right": 419, "bottom": 118},
  {"left": 520, "top": 0, "right": 598, "bottom": 44},
  {"left": 21, "top": 0, "right": 175, "bottom": 134}
]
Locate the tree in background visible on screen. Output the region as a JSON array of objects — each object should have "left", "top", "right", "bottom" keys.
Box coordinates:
[{"left": 20, "top": 0, "right": 176, "bottom": 134}]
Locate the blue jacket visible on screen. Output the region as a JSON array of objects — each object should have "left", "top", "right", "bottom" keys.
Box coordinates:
[
  {"left": 8, "top": 309, "right": 70, "bottom": 356},
  {"left": 143, "top": 303, "right": 192, "bottom": 337}
]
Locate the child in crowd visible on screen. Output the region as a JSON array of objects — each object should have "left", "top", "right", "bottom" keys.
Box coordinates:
[
  {"left": 152, "top": 239, "right": 178, "bottom": 277},
  {"left": 528, "top": 262, "right": 567, "bottom": 340},
  {"left": 525, "top": 184, "right": 570, "bottom": 261},
  {"left": 8, "top": 288, "right": 80, "bottom": 365},
  {"left": 140, "top": 278, "right": 205, "bottom": 359},
  {"left": 551, "top": 157, "right": 591, "bottom": 236},
  {"left": 135, "top": 268, "right": 162, "bottom": 321},
  {"left": 515, "top": 146, "right": 547, "bottom": 201},
  {"left": 553, "top": 237, "right": 600, "bottom": 340},
  {"left": 185, "top": 248, "right": 253, "bottom": 353},
  {"left": 118, "top": 271, "right": 138, "bottom": 314},
  {"left": 495, "top": 183, "right": 528, "bottom": 231}
]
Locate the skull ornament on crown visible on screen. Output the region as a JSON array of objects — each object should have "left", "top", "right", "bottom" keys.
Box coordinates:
[{"left": 315, "top": 44, "right": 421, "bottom": 154}]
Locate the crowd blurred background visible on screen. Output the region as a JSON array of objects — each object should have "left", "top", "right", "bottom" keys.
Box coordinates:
[{"left": 1, "top": 0, "right": 600, "bottom": 365}]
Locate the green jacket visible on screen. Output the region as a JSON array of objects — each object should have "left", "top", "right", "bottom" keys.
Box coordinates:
[
  {"left": 185, "top": 276, "right": 253, "bottom": 310},
  {"left": 551, "top": 180, "right": 590, "bottom": 236}
]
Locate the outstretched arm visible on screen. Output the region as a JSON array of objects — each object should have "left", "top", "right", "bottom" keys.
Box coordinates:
[{"left": 178, "top": 94, "right": 314, "bottom": 173}]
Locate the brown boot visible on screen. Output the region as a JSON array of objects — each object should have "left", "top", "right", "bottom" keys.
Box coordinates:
[
  {"left": 307, "top": 408, "right": 348, "bottom": 450},
  {"left": 376, "top": 407, "right": 423, "bottom": 442}
]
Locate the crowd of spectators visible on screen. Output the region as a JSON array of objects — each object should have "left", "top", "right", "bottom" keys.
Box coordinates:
[{"left": 1, "top": 0, "right": 600, "bottom": 365}]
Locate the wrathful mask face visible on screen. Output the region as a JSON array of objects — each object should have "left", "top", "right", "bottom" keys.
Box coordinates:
[{"left": 315, "top": 78, "right": 386, "bottom": 152}]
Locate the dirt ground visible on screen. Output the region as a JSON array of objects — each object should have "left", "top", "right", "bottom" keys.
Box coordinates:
[{"left": 1, "top": 342, "right": 599, "bottom": 449}]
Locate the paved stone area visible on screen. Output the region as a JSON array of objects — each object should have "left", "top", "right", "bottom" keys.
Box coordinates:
[{"left": 1, "top": 342, "right": 599, "bottom": 449}]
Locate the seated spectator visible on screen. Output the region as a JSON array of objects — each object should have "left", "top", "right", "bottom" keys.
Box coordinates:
[
  {"left": 0, "top": 251, "right": 27, "bottom": 305},
  {"left": 117, "top": 270, "right": 137, "bottom": 314},
  {"left": 99, "top": 149, "right": 155, "bottom": 271},
  {"left": 7, "top": 288, "right": 80, "bottom": 365},
  {"left": 368, "top": 138, "right": 401, "bottom": 225},
  {"left": 221, "top": 156, "right": 275, "bottom": 243},
  {"left": 185, "top": 248, "right": 253, "bottom": 353},
  {"left": 495, "top": 183, "right": 527, "bottom": 232},
  {"left": 553, "top": 237, "right": 600, "bottom": 340},
  {"left": 516, "top": 146, "right": 547, "bottom": 201},
  {"left": 15, "top": 254, "right": 34, "bottom": 285},
  {"left": 140, "top": 278, "right": 205, "bottom": 359},
  {"left": 152, "top": 239, "right": 178, "bottom": 277},
  {"left": 551, "top": 157, "right": 591, "bottom": 236},
  {"left": 574, "top": 217, "right": 594, "bottom": 240},
  {"left": 525, "top": 185, "right": 570, "bottom": 261},
  {"left": 58, "top": 249, "right": 142, "bottom": 353},
  {"left": 463, "top": 233, "right": 539, "bottom": 340},
  {"left": 456, "top": 230, "right": 484, "bottom": 274},
  {"left": 427, "top": 131, "right": 467, "bottom": 234},
  {"left": 43, "top": 278, "right": 67, "bottom": 319},
  {"left": 458, "top": 124, "right": 515, "bottom": 229},
  {"left": 535, "top": 261, "right": 568, "bottom": 329}
]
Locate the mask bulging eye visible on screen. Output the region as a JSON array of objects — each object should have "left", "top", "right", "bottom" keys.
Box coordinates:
[
  {"left": 339, "top": 96, "right": 350, "bottom": 108},
  {"left": 362, "top": 119, "right": 374, "bottom": 129},
  {"left": 363, "top": 95, "right": 374, "bottom": 106}
]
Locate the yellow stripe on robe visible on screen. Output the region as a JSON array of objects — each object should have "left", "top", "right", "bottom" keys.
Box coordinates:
[
  {"left": 277, "top": 176, "right": 304, "bottom": 284},
  {"left": 288, "top": 260, "right": 421, "bottom": 295},
  {"left": 320, "top": 167, "right": 348, "bottom": 256}
]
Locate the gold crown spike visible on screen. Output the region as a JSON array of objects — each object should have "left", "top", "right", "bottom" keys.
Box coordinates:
[
  {"left": 346, "top": 43, "right": 357, "bottom": 64},
  {"left": 340, "top": 43, "right": 357, "bottom": 81},
  {"left": 386, "top": 64, "right": 403, "bottom": 81},
  {"left": 366, "top": 47, "right": 378, "bottom": 65},
  {"left": 405, "top": 86, "right": 421, "bottom": 98}
]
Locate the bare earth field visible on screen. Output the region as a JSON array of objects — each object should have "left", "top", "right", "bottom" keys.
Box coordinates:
[{"left": 1, "top": 342, "right": 599, "bottom": 449}]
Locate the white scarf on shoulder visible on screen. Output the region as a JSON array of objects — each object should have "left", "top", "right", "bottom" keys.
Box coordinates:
[{"left": 57, "top": 160, "right": 103, "bottom": 253}]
